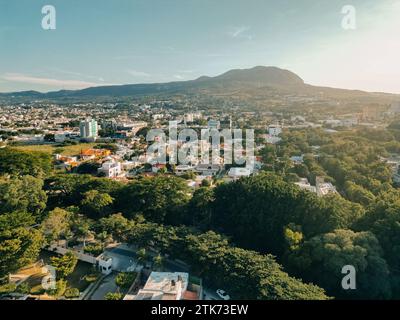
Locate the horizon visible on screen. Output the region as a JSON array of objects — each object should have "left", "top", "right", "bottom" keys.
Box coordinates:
[
  {"left": 1, "top": 65, "right": 398, "bottom": 96},
  {"left": 1, "top": 0, "right": 400, "bottom": 93}
]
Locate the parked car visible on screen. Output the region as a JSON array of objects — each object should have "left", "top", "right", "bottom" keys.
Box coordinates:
[{"left": 216, "top": 289, "right": 230, "bottom": 300}]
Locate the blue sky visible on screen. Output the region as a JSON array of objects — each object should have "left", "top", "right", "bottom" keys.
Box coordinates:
[{"left": 1, "top": 0, "right": 400, "bottom": 93}]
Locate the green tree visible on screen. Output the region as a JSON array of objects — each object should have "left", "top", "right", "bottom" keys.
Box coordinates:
[
  {"left": 287, "top": 229, "right": 391, "bottom": 299},
  {"left": 81, "top": 190, "right": 114, "bottom": 218},
  {"left": 41, "top": 207, "right": 70, "bottom": 243},
  {"left": 50, "top": 251, "right": 78, "bottom": 279},
  {"left": 0, "top": 175, "right": 47, "bottom": 217}
]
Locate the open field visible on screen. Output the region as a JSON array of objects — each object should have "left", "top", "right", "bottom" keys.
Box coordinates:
[{"left": 11, "top": 143, "right": 98, "bottom": 156}]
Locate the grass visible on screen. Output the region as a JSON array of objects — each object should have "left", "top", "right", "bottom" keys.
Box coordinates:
[
  {"left": 11, "top": 143, "right": 98, "bottom": 156},
  {"left": 65, "top": 261, "right": 99, "bottom": 292}
]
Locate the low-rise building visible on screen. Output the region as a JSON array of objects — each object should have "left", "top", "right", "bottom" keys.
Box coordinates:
[
  {"left": 98, "top": 161, "right": 122, "bottom": 178},
  {"left": 133, "top": 272, "right": 200, "bottom": 301}
]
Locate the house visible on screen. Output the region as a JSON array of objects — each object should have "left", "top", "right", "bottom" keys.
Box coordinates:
[
  {"left": 175, "top": 164, "right": 195, "bottom": 176},
  {"left": 294, "top": 178, "right": 317, "bottom": 193},
  {"left": 133, "top": 272, "right": 200, "bottom": 300},
  {"left": 98, "top": 161, "right": 122, "bottom": 178},
  {"left": 195, "top": 164, "right": 221, "bottom": 176},
  {"left": 315, "top": 177, "right": 337, "bottom": 197},
  {"left": 228, "top": 167, "right": 252, "bottom": 180},
  {"left": 208, "top": 120, "right": 220, "bottom": 130},
  {"left": 290, "top": 155, "right": 304, "bottom": 165},
  {"left": 80, "top": 148, "right": 111, "bottom": 160}
]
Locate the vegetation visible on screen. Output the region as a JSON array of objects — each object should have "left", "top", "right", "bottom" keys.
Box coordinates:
[{"left": 2, "top": 126, "right": 400, "bottom": 300}]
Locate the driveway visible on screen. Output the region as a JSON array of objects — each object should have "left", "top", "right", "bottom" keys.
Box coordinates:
[
  {"left": 104, "top": 247, "right": 137, "bottom": 271},
  {"left": 90, "top": 273, "right": 119, "bottom": 300}
]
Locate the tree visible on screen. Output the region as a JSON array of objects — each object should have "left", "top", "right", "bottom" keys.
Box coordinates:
[
  {"left": 187, "top": 187, "right": 214, "bottom": 227},
  {"left": 50, "top": 251, "right": 78, "bottom": 279},
  {"left": 287, "top": 229, "right": 391, "bottom": 299},
  {"left": 136, "top": 248, "right": 148, "bottom": 265},
  {"left": 211, "top": 173, "right": 363, "bottom": 256},
  {"left": 0, "top": 225, "right": 43, "bottom": 279},
  {"left": 0, "top": 148, "right": 52, "bottom": 178},
  {"left": 98, "top": 213, "right": 132, "bottom": 242},
  {"left": 152, "top": 254, "right": 163, "bottom": 271},
  {"left": 75, "top": 162, "right": 100, "bottom": 175},
  {"left": 41, "top": 208, "right": 70, "bottom": 243},
  {"left": 117, "top": 176, "right": 190, "bottom": 223},
  {"left": 0, "top": 175, "right": 47, "bottom": 217},
  {"left": 81, "top": 190, "right": 114, "bottom": 218}
]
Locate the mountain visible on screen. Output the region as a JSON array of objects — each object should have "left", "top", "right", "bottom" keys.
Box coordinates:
[{"left": 0, "top": 66, "right": 397, "bottom": 101}]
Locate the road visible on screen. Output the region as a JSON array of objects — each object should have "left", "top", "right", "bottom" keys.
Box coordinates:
[{"left": 89, "top": 273, "right": 119, "bottom": 300}]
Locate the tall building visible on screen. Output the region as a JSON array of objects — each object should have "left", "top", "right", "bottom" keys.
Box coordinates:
[{"left": 79, "top": 119, "right": 98, "bottom": 140}]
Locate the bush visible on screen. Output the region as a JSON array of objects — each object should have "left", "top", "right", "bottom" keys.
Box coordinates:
[
  {"left": 16, "top": 282, "right": 31, "bottom": 294},
  {"left": 83, "top": 273, "right": 99, "bottom": 283},
  {"left": 65, "top": 288, "right": 80, "bottom": 298},
  {"left": 115, "top": 272, "right": 137, "bottom": 288},
  {"left": 105, "top": 292, "right": 122, "bottom": 300},
  {"left": 0, "top": 283, "right": 16, "bottom": 294},
  {"left": 30, "top": 284, "right": 45, "bottom": 295},
  {"left": 84, "top": 243, "right": 104, "bottom": 256},
  {"left": 47, "top": 280, "right": 67, "bottom": 297}
]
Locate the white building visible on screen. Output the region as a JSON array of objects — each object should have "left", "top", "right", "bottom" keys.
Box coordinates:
[
  {"left": 268, "top": 125, "right": 282, "bottom": 137},
  {"left": 98, "top": 161, "right": 122, "bottom": 178},
  {"left": 208, "top": 120, "right": 220, "bottom": 130},
  {"left": 295, "top": 178, "right": 317, "bottom": 193},
  {"left": 316, "top": 177, "right": 337, "bottom": 197},
  {"left": 134, "top": 272, "right": 189, "bottom": 300},
  {"left": 80, "top": 119, "right": 98, "bottom": 140},
  {"left": 228, "top": 167, "right": 252, "bottom": 180}
]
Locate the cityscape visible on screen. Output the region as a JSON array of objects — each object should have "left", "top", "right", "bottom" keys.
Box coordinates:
[{"left": 1, "top": 0, "right": 400, "bottom": 313}]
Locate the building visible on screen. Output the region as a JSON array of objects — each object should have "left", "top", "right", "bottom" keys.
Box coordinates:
[
  {"left": 98, "top": 161, "right": 122, "bottom": 178},
  {"left": 294, "top": 178, "right": 317, "bottom": 193},
  {"left": 268, "top": 125, "right": 282, "bottom": 137},
  {"left": 175, "top": 164, "right": 195, "bottom": 176},
  {"left": 228, "top": 167, "right": 252, "bottom": 180},
  {"left": 208, "top": 120, "right": 220, "bottom": 130},
  {"left": 80, "top": 148, "right": 111, "bottom": 161},
  {"left": 133, "top": 272, "right": 201, "bottom": 300},
  {"left": 315, "top": 177, "right": 337, "bottom": 197},
  {"left": 195, "top": 164, "right": 221, "bottom": 176},
  {"left": 79, "top": 119, "right": 98, "bottom": 141}
]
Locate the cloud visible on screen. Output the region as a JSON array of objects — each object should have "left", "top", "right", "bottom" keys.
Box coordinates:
[
  {"left": 127, "top": 70, "right": 151, "bottom": 77},
  {"left": 173, "top": 74, "right": 185, "bottom": 80},
  {"left": 227, "top": 26, "right": 254, "bottom": 40},
  {"left": 2, "top": 73, "right": 105, "bottom": 89}
]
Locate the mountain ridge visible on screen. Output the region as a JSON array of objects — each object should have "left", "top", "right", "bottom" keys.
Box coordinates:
[{"left": 0, "top": 66, "right": 398, "bottom": 100}]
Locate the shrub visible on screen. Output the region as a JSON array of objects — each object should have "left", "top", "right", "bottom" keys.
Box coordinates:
[
  {"left": 115, "top": 272, "right": 137, "bottom": 288},
  {"left": 83, "top": 243, "right": 104, "bottom": 256},
  {"left": 105, "top": 292, "right": 122, "bottom": 300},
  {"left": 83, "top": 273, "right": 99, "bottom": 283},
  {"left": 30, "top": 284, "right": 45, "bottom": 295},
  {"left": 16, "top": 282, "right": 31, "bottom": 294},
  {"left": 65, "top": 288, "right": 80, "bottom": 298},
  {"left": 0, "top": 283, "right": 16, "bottom": 294}
]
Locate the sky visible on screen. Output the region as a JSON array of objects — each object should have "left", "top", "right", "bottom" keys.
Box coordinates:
[{"left": 1, "top": 0, "right": 400, "bottom": 93}]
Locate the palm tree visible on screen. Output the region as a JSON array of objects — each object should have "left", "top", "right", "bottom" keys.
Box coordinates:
[{"left": 152, "top": 254, "right": 163, "bottom": 271}]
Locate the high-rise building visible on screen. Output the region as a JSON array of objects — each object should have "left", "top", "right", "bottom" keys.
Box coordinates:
[{"left": 80, "top": 119, "right": 98, "bottom": 140}]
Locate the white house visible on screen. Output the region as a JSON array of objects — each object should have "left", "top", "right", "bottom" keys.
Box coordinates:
[
  {"left": 98, "top": 161, "right": 122, "bottom": 178},
  {"left": 134, "top": 272, "right": 189, "bottom": 300},
  {"left": 228, "top": 167, "right": 252, "bottom": 180}
]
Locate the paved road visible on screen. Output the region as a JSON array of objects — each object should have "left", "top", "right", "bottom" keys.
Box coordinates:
[
  {"left": 90, "top": 273, "right": 119, "bottom": 300},
  {"left": 104, "top": 248, "right": 137, "bottom": 271}
]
